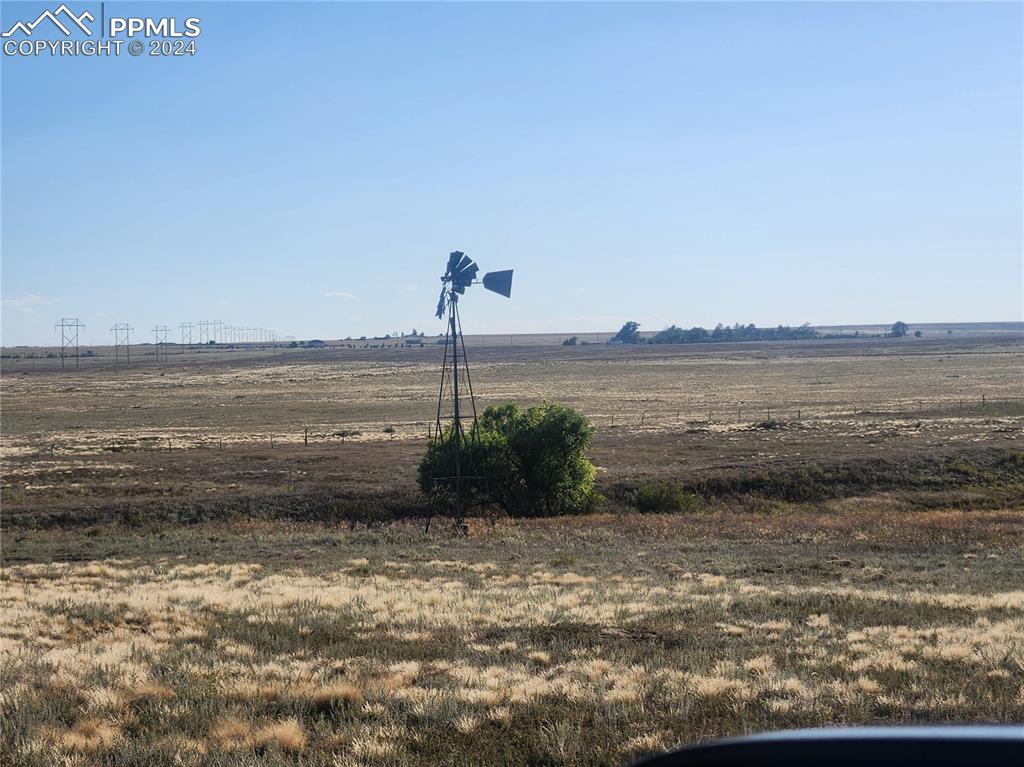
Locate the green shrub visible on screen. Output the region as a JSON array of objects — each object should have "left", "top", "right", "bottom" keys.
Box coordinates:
[
  {"left": 997, "top": 450, "right": 1024, "bottom": 469},
  {"left": 419, "top": 401, "right": 599, "bottom": 518},
  {"left": 633, "top": 481, "right": 701, "bottom": 513}
]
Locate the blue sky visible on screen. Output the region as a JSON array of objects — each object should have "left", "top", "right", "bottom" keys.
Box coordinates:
[{"left": 2, "top": 1, "right": 1021, "bottom": 345}]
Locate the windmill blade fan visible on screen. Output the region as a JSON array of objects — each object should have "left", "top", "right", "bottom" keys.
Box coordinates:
[
  {"left": 435, "top": 285, "right": 447, "bottom": 318},
  {"left": 445, "top": 251, "right": 463, "bottom": 278},
  {"left": 436, "top": 251, "right": 512, "bottom": 316},
  {"left": 454, "top": 253, "right": 473, "bottom": 274},
  {"left": 452, "top": 263, "right": 479, "bottom": 287},
  {"left": 451, "top": 257, "right": 478, "bottom": 285}
]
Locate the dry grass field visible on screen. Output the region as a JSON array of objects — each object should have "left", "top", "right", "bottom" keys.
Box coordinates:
[{"left": 2, "top": 331, "right": 1023, "bottom": 765}]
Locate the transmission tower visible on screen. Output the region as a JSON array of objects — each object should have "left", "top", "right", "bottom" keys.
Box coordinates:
[
  {"left": 179, "top": 322, "right": 194, "bottom": 353},
  {"left": 110, "top": 323, "right": 134, "bottom": 367},
  {"left": 54, "top": 318, "right": 85, "bottom": 371},
  {"left": 152, "top": 325, "right": 170, "bottom": 362}
]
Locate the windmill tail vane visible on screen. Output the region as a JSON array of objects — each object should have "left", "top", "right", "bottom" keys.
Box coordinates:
[{"left": 428, "top": 251, "right": 513, "bottom": 532}]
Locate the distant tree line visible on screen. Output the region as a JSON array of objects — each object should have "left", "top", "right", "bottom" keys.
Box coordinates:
[
  {"left": 651, "top": 323, "right": 820, "bottom": 344},
  {"left": 608, "top": 320, "right": 915, "bottom": 345}
]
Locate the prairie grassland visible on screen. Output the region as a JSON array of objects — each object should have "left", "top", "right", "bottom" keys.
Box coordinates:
[
  {"left": 2, "top": 335, "right": 1022, "bottom": 450},
  {"left": 2, "top": 515, "right": 1023, "bottom": 766},
  {"left": 2, "top": 335, "right": 1023, "bottom": 765},
  {"left": 2, "top": 336, "right": 1022, "bottom": 531}
]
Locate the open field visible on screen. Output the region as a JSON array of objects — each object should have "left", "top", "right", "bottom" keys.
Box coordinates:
[
  {"left": 2, "top": 333, "right": 1023, "bottom": 526},
  {"left": 3, "top": 331, "right": 1023, "bottom": 446},
  {"left": 2, "top": 333, "right": 1024, "bottom": 764},
  {"left": 3, "top": 516, "right": 1024, "bottom": 766}
]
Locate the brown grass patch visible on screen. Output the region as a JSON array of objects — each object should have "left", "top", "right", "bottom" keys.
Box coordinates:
[
  {"left": 250, "top": 719, "right": 308, "bottom": 753},
  {"left": 211, "top": 717, "right": 252, "bottom": 750},
  {"left": 127, "top": 682, "right": 176, "bottom": 705},
  {"left": 309, "top": 682, "right": 364, "bottom": 712},
  {"left": 54, "top": 718, "right": 121, "bottom": 751}
]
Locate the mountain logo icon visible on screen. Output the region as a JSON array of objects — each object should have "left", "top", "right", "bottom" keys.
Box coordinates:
[{"left": 2, "top": 4, "right": 94, "bottom": 37}]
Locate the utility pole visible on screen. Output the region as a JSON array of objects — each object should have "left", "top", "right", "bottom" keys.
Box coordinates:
[
  {"left": 152, "top": 325, "right": 170, "bottom": 362},
  {"left": 54, "top": 318, "right": 85, "bottom": 371},
  {"left": 179, "top": 322, "right": 194, "bottom": 353},
  {"left": 110, "top": 323, "right": 134, "bottom": 367}
]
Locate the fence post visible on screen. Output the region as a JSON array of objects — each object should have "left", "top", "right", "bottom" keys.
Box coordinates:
[
  {"left": 167, "top": 437, "right": 172, "bottom": 453},
  {"left": 304, "top": 427, "right": 308, "bottom": 447},
  {"left": 641, "top": 412, "right": 645, "bottom": 426}
]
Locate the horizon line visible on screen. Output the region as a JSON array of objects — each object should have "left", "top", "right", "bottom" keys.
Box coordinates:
[{"left": 3, "top": 320, "right": 1023, "bottom": 350}]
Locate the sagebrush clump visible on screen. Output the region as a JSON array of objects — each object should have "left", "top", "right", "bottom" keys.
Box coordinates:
[{"left": 419, "top": 401, "right": 598, "bottom": 517}]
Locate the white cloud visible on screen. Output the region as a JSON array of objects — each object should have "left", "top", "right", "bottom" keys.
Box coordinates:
[
  {"left": 325, "top": 291, "right": 354, "bottom": 299},
  {"left": 1, "top": 294, "right": 51, "bottom": 313}
]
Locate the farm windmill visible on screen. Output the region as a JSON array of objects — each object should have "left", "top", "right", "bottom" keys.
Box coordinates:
[{"left": 428, "top": 251, "right": 513, "bottom": 530}]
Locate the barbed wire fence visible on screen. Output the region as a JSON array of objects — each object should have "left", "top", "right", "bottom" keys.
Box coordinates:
[{"left": 26, "top": 395, "right": 1024, "bottom": 457}]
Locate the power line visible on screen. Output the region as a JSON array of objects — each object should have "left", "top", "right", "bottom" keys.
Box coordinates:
[
  {"left": 54, "top": 318, "right": 85, "bottom": 371},
  {"left": 196, "top": 319, "right": 223, "bottom": 346},
  {"left": 152, "top": 325, "right": 170, "bottom": 362},
  {"left": 110, "top": 323, "right": 134, "bottom": 367},
  {"left": 178, "top": 322, "right": 194, "bottom": 353}
]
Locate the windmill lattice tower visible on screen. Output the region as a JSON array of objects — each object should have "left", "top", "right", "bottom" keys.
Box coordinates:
[{"left": 429, "top": 251, "right": 513, "bottom": 531}]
